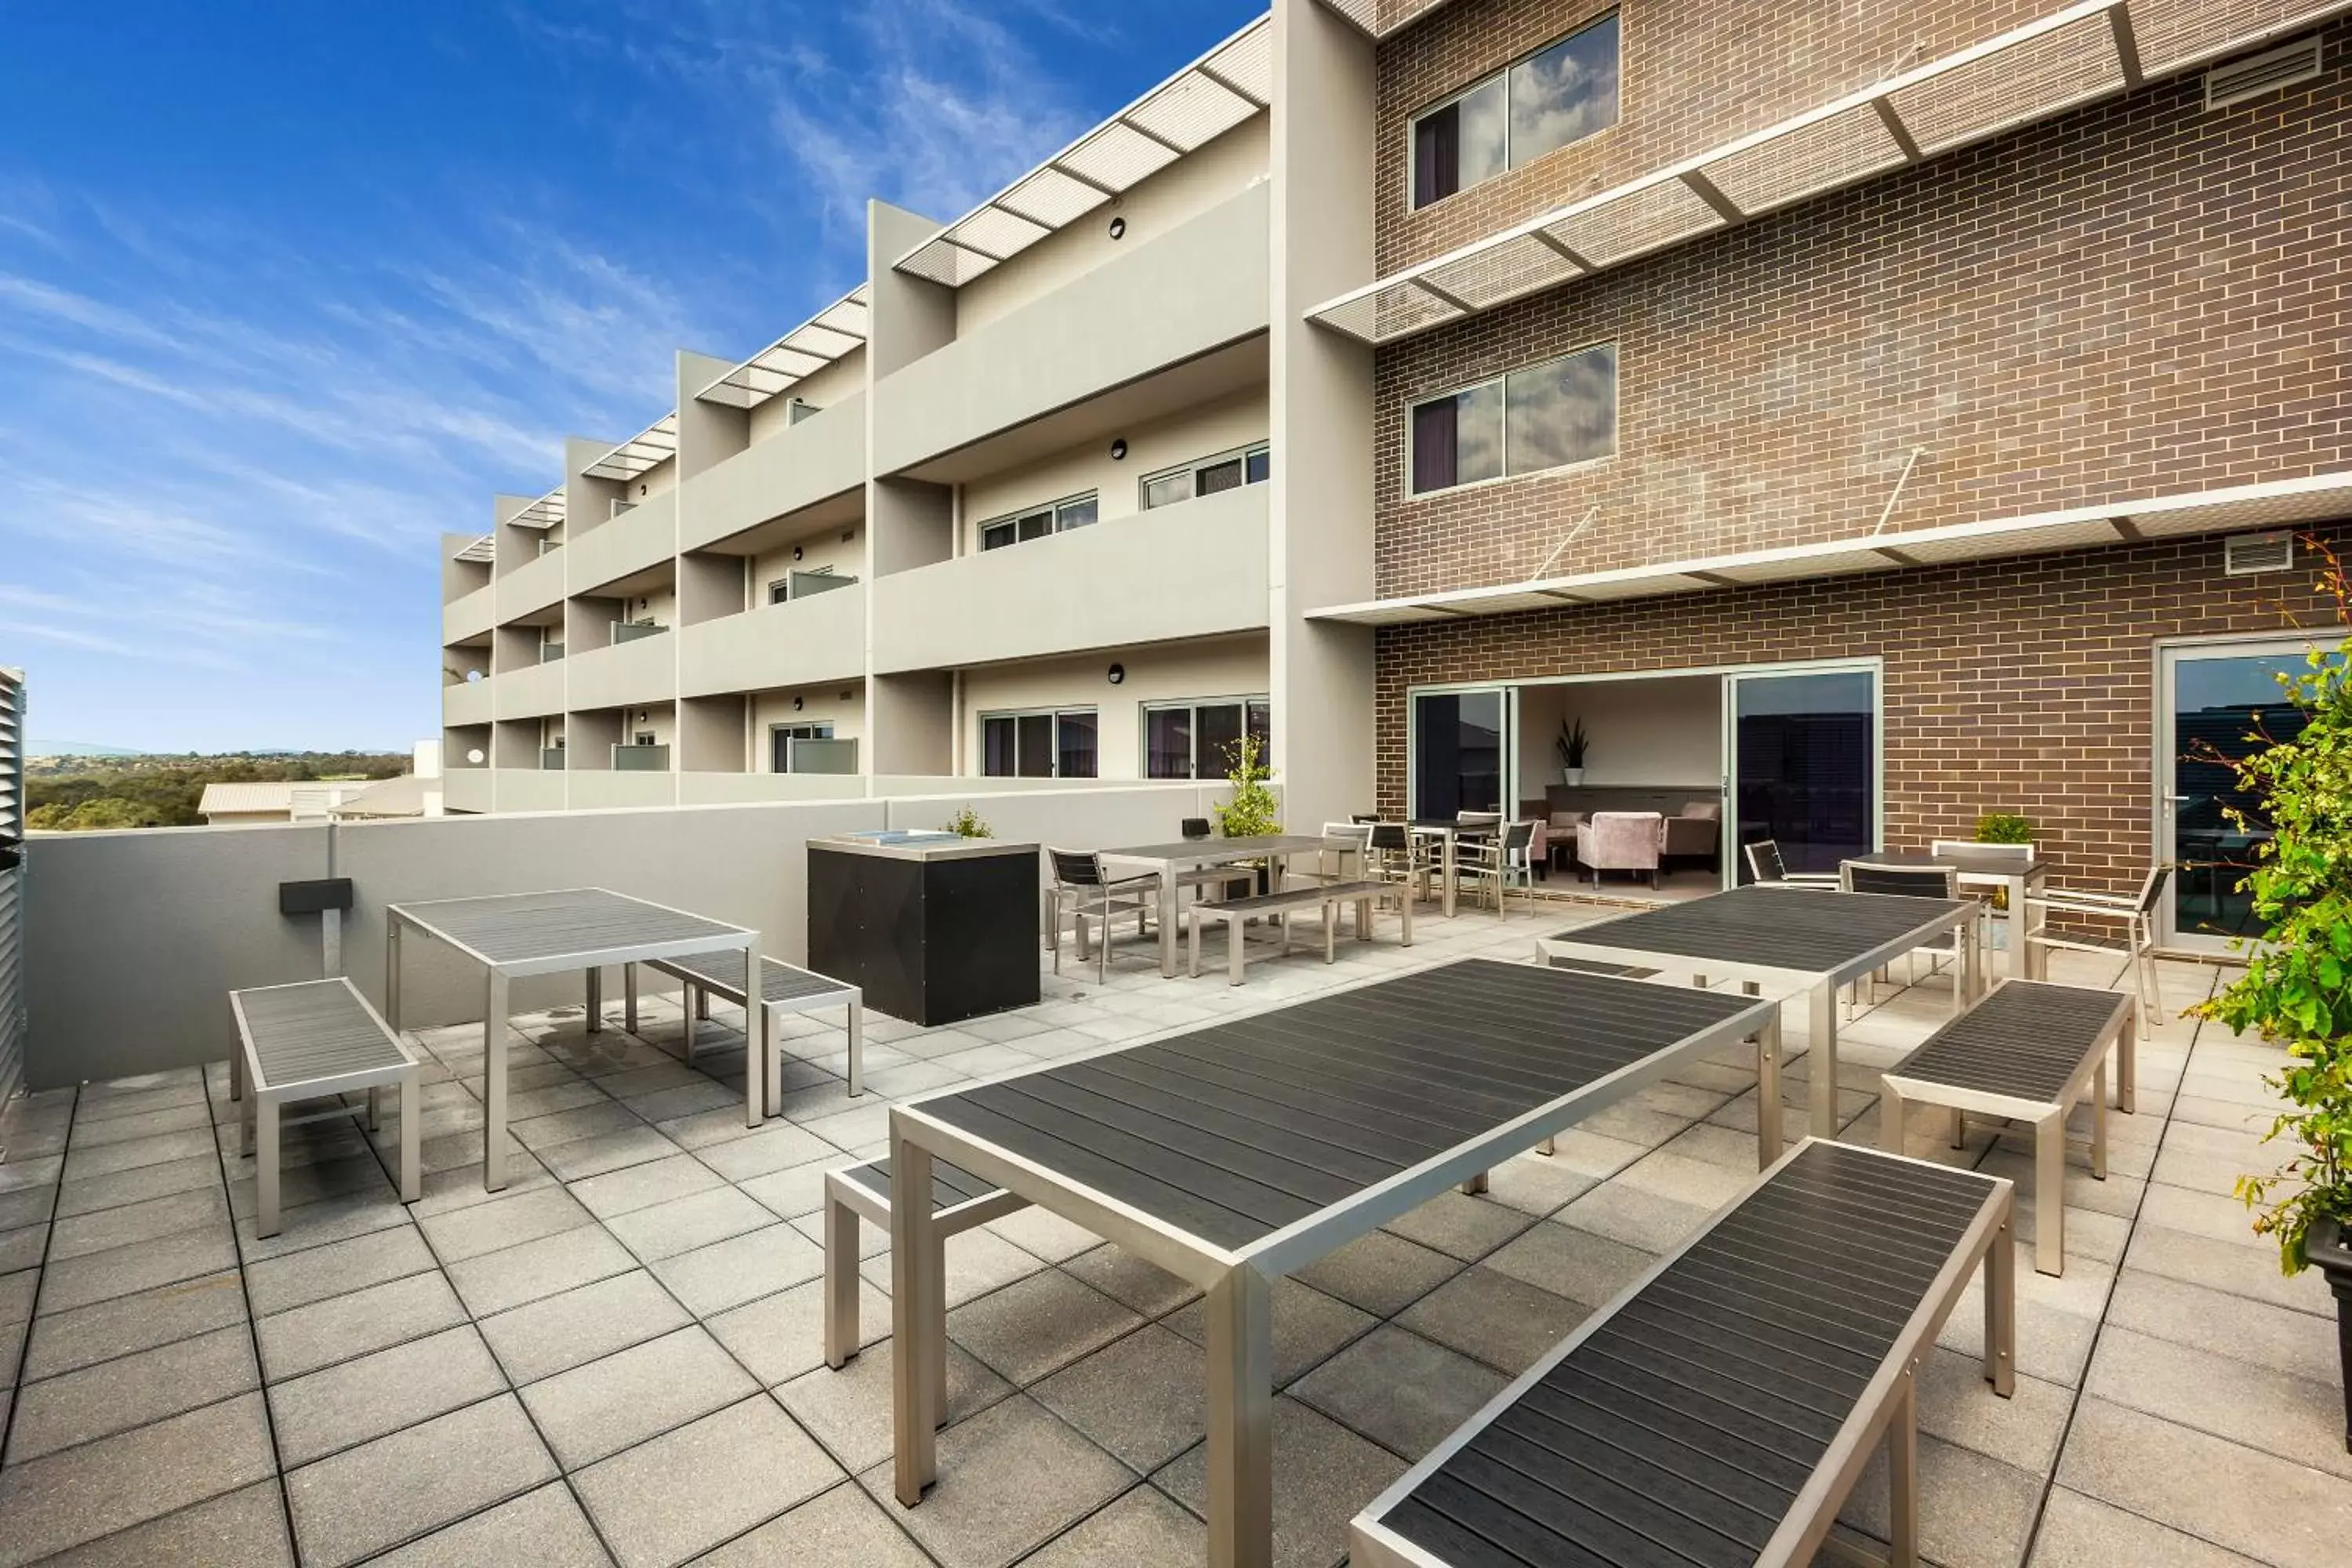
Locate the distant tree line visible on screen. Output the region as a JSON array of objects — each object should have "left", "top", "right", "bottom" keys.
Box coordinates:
[{"left": 26, "top": 753, "right": 408, "bottom": 831}]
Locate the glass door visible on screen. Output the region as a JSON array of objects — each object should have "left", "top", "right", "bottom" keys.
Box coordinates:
[
  {"left": 2158, "top": 638, "right": 2341, "bottom": 952},
  {"left": 1726, "top": 667, "right": 1878, "bottom": 881},
  {"left": 1410, "top": 688, "right": 1508, "bottom": 818}
]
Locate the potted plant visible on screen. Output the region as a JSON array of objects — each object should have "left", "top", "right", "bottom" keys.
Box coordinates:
[
  {"left": 1973, "top": 811, "right": 2034, "bottom": 914},
  {"left": 1555, "top": 718, "right": 1590, "bottom": 786},
  {"left": 1213, "top": 734, "right": 1281, "bottom": 893},
  {"left": 2194, "top": 534, "right": 2352, "bottom": 1451},
  {"left": 942, "top": 804, "right": 991, "bottom": 839}
]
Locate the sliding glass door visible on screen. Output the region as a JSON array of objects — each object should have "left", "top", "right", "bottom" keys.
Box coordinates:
[
  {"left": 1410, "top": 688, "right": 1509, "bottom": 818},
  {"left": 1726, "top": 668, "right": 1878, "bottom": 880}
]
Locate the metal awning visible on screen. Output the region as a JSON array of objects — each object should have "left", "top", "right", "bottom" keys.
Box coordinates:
[
  {"left": 694, "top": 286, "right": 871, "bottom": 411},
  {"left": 1305, "top": 471, "right": 2352, "bottom": 626},
  {"left": 891, "top": 16, "right": 1273, "bottom": 289},
  {"left": 1313, "top": 0, "right": 1453, "bottom": 38},
  {"left": 508, "top": 490, "right": 565, "bottom": 532},
  {"left": 453, "top": 535, "right": 496, "bottom": 564},
  {"left": 1308, "top": 0, "right": 2348, "bottom": 345},
  {"left": 584, "top": 412, "right": 679, "bottom": 481}
]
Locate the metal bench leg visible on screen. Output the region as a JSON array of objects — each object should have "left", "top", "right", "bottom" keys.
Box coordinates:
[
  {"left": 1400, "top": 888, "right": 1413, "bottom": 947},
  {"left": 2116, "top": 1008, "right": 2136, "bottom": 1115},
  {"left": 682, "top": 985, "right": 698, "bottom": 1065},
  {"left": 1887, "top": 1374, "right": 1919, "bottom": 1568},
  {"left": 256, "top": 1093, "right": 281, "bottom": 1240},
  {"left": 1205, "top": 1265, "right": 1274, "bottom": 1568},
  {"left": 846, "top": 995, "right": 865, "bottom": 1098},
  {"left": 891, "top": 1140, "right": 942, "bottom": 1504},
  {"left": 230, "top": 1047, "right": 244, "bottom": 1105},
  {"left": 1986, "top": 1198, "right": 2017, "bottom": 1396},
  {"left": 1189, "top": 913, "right": 1203, "bottom": 980},
  {"left": 367, "top": 1086, "right": 381, "bottom": 1134},
  {"left": 397, "top": 1073, "right": 421, "bottom": 1203},
  {"left": 1755, "top": 1014, "right": 1784, "bottom": 1171},
  {"left": 2035, "top": 1110, "right": 2065, "bottom": 1276},
  {"left": 624, "top": 963, "right": 639, "bottom": 1033},
  {"left": 1950, "top": 1107, "right": 1965, "bottom": 1150},
  {"left": 1877, "top": 1082, "right": 1905, "bottom": 1155},
  {"left": 825, "top": 1189, "right": 860, "bottom": 1370},
  {"left": 2091, "top": 1064, "right": 2109, "bottom": 1181},
  {"left": 1322, "top": 903, "right": 1337, "bottom": 964},
  {"left": 1537, "top": 1134, "right": 1555, "bottom": 1156},
  {"left": 1230, "top": 916, "right": 1247, "bottom": 988},
  {"left": 1460, "top": 1170, "right": 1489, "bottom": 1196},
  {"left": 484, "top": 968, "right": 511, "bottom": 1192},
  {"left": 585, "top": 966, "right": 603, "bottom": 1033},
  {"left": 697, "top": 985, "right": 712, "bottom": 1022},
  {"left": 764, "top": 1006, "right": 785, "bottom": 1121}
]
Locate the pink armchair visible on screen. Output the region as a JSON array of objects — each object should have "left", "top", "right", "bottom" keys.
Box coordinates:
[
  {"left": 1663, "top": 800, "right": 1722, "bottom": 867},
  {"left": 1575, "top": 811, "right": 1664, "bottom": 888}
]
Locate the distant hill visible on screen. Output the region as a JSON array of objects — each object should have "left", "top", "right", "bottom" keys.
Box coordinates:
[{"left": 31, "top": 742, "right": 147, "bottom": 757}]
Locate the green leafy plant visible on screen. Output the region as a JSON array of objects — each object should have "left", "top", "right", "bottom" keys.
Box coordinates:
[
  {"left": 942, "top": 804, "right": 992, "bottom": 839},
  {"left": 1211, "top": 733, "right": 1281, "bottom": 840},
  {"left": 1974, "top": 812, "right": 2034, "bottom": 844},
  {"left": 1555, "top": 718, "right": 1590, "bottom": 771},
  {"left": 2194, "top": 535, "right": 2352, "bottom": 1275}
]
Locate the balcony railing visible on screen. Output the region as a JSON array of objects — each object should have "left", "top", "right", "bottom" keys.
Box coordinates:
[
  {"left": 611, "top": 621, "right": 667, "bottom": 645},
  {"left": 612, "top": 744, "right": 670, "bottom": 771},
  {"left": 540, "top": 643, "right": 564, "bottom": 662},
  {"left": 541, "top": 749, "right": 566, "bottom": 771}
]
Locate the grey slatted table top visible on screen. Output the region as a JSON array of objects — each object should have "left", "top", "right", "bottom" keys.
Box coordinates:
[
  {"left": 1381, "top": 1142, "right": 2002, "bottom": 1568},
  {"left": 842, "top": 1157, "right": 1003, "bottom": 1216},
  {"left": 658, "top": 949, "right": 851, "bottom": 1005},
  {"left": 390, "top": 888, "right": 747, "bottom": 967},
  {"left": 912, "top": 959, "right": 1766, "bottom": 1254},
  {"left": 1549, "top": 884, "right": 1970, "bottom": 977},
  {"left": 1886, "top": 981, "right": 2129, "bottom": 1105},
  {"left": 234, "top": 981, "right": 407, "bottom": 1085},
  {"left": 1849, "top": 849, "right": 2050, "bottom": 877},
  {"left": 1102, "top": 835, "right": 1334, "bottom": 861}
]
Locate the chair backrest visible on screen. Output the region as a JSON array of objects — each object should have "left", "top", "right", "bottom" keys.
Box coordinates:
[
  {"left": 1367, "top": 822, "right": 1410, "bottom": 851},
  {"left": 1350, "top": 813, "right": 1380, "bottom": 825},
  {"left": 1321, "top": 821, "right": 1372, "bottom": 844},
  {"left": 1501, "top": 820, "right": 1537, "bottom": 855},
  {"left": 1932, "top": 838, "right": 2033, "bottom": 862},
  {"left": 1843, "top": 862, "right": 1958, "bottom": 899},
  {"left": 2136, "top": 864, "right": 2173, "bottom": 916},
  {"left": 1457, "top": 811, "right": 1502, "bottom": 829},
  {"left": 1046, "top": 848, "right": 1103, "bottom": 888},
  {"left": 1679, "top": 800, "right": 1722, "bottom": 820},
  {"left": 1745, "top": 839, "right": 1790, "bottom": 883},
  {"left": 1180, "top": 817, "right": 1211, "bottom": 840}
]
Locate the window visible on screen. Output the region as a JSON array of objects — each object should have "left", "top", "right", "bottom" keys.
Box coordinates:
[
  {"left": 981, "top": 709, "right": 1097, "bottom": 778},
  {"left": 1409, "top": 343, "right": 1615, "bottom": 495},
  {"left": 633, "top": 731, "right": 656, "bottom": 747},
  {"left": 769, "top": 722, "right": 833, "bottom": 773},
  {"left": 768, "top": 579, "right": 789, "bottom": 605},
  {"left": 1141, "top": 445, "right": 1272, "bottom": 510},
  {"left": 1410, "top": 13, "right": 1619, "bottom": 209},
  {"left": 979, "top": 492, "right": 1098, "bottom": 552},
  {"left": 1144, "top": 698, "right": 1270, "bottom": 780}
]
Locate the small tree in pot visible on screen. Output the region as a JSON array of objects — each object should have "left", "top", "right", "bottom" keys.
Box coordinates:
[
  {"left": 1555, "top": 718, "right": 1590, "bottom": 786},
  {"left": 2194, "top": 535, "right": 2352, "bottom": 1450}
]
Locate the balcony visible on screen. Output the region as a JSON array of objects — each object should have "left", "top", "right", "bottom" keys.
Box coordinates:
[
  {"left": 491, "top": 658, "right": 566, "bottom": 720},
  {"left": 439, "top": 767, "right": 492, "bottom": 814},
  {"left": 489, "top": 768, "right": 565, "bottom": 814},
  {"left": 679, "top": 393, "right": 866, "bottom": 554},
  {"left": 442, "top": 582, "right": 494, "bottom": 643},
  {"left": 441, "top": 677, "right": 493, "bottom": 729},
  {"left": 871, "top": 182, "right": 1269, "bottom": 477},
  {"left": 678, "top": 584, "right": 864, "bottom": 699},
  {"left": 563, "top": 629, "right": 673, "bottom": 712},
  {"left": 566, "top": 768, "right": 673, "bottom": 810},
  {"left": 540, "top": 748, "right": 566, "bottom": 770},
  {"left": 610, "top": 742, "right": 670, "bottom": 772},
  {"left": 871, "top": 479, "right": 1269, "bottom": 673},
  {"left": 565, "top": 491, "right": 677, "bottom": 594},
  {"left": 498, "top": 546, "right": 566, "bottom": 617}
]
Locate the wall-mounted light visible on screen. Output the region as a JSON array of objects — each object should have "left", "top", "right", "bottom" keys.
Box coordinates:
[
  {"left": 839, "top": 689, "right": 853, "bottom": 701},
  {"left": 1107, "top": 216, "right": 1127, "bottom": 241},
  {"left": 466, "top": 749, "right": 485, "bottom": 765},
  {"left": 841, "top": 527, "right": 855, "bottom": 542},
  {"left": 1107, "top": 662, "right": 1126, "bottom": 686},
  {"left": 1109, "top": 438, "right": 1128, "bottom": 461},
  {"left": 638, "top": 483, "right": 648, "bottom": 497},
  {"left": 636, "top": 710, "right": 649, "bottom": 724},
  {"left": 793, "top": 545, "right": 804, "bottom": 561},
  {"left": 793, "top": 695, "right": 804, "bottom": 712}
]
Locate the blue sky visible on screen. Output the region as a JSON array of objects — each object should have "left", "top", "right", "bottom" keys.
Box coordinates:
[{"left": 0, "top": 0, "right": 1262, "bottom": 753}]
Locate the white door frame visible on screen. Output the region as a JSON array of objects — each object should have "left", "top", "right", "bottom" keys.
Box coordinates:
[{"left": 1721, "top": 660, "right": 1886, "bottom": 888}]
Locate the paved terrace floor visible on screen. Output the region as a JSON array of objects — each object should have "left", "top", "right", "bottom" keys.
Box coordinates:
[{"left": 0, "top": 902, "right": 2345, "bottom": 1568}]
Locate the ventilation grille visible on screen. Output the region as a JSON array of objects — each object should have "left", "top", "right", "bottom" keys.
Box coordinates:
[
  {"left": 2225, "top": 531, "right": 2296, "bottom": 575},
  {"left": 2206, "top": 34, "right": 2322, "bottom": 110}
]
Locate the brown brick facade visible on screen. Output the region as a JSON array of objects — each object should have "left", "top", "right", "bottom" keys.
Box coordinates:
[
  {"left": 1373, "top": 524, "right": 2352, "bottom": 896},
  {"left": 1373, "top": 24, "right": 2352, "bottom": 599}
]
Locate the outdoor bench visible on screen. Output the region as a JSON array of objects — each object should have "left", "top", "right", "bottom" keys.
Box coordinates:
[
  {"left": 637, "top": 952, "right": 863, "bottom": 1112},
  {"left": 1185, "top": 877, "right": 1410, "bottom": 985},
  {"left": 1878, "top": 978, "right": 2134, "bottom": 1276},
  {"left": 230, "top": 977, "right": 420, "bottom": 1238},
  {"left": 1352, "top": 1138, "right": 2016, "bottom": 1568}
]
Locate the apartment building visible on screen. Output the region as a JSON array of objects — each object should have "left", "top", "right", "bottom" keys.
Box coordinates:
[{"left": 440, "top": 0, "right": 2352, "bottom": 955}]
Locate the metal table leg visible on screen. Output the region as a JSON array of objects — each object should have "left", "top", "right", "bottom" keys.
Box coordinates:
[
  {"left": 1755, "top": 1013, "right": 1784, "bottom": 1171},
  {"left": 1205, "top": 1264, "right": 1274, "bottom": 1568},
  {"left": 483, "top": 968, "right": 510, "bottom": 1191},
  {"left": 1158, "top": 861, "right": 1181, "bottom": 978},
  {"left": 891, "top": 1131, "right": 942, "bottom": 1507},
  {"left": 586, "top": 966, "right": 603, "bottom": 1033},
  {"left": 742, "top": 936, "right": 764, "bottom": 1129},
  {"left": 1806, "top": 982, "right": 1839, "bottom": 1138}
]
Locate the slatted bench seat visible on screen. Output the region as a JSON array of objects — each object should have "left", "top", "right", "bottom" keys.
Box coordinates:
[
  {"left": 1878, "top": 979, "right": 2134, "bottom": 1277},
  {"left": 1352, "top": 1139, "right": 2016, "bottom": 1568},
  {"left": 635, "top": 952, "right": 862, "bottom": 1113},
  {"left": 230, "top": 978, "right": 420, "bottom": 1238},
  {"left": 823, "top": 1158, "right": 1025, "bottom": 1411},
  {"left": 1185, "top": 878, "right": 1410, "bottom": 985}
]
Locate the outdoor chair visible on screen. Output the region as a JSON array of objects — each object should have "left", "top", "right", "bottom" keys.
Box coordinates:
[
  {"left": 1843, "top": 861, "right": 1974, "bottom": 1012},
  {"left": 1663, "top": 800, "right": 1722, "bottom": 869},
  {"left": 2024, "top": 866, "right": 2171, "bottom": 1038},
  {"left": 1180, "top": 816, "right": 1212, "bottom": 840},
  {"left": 1457, "top": 819, "right": 1539, "bottom": 918},
  {"left": 1044, "top": 848, "right": 1160, "bottom": 982},
  {"left": 1363, "top": 821, "right": 1434, "bottom": 898},
  {"left": 1574, "top": 811, "right": 1664, "bottom": 888},
  {"left": 1744, "top": 837, "right": 1839, "bottom": 887},
  {"left": 1314, "top": 821, "right": 1373, "bottom": 884}
]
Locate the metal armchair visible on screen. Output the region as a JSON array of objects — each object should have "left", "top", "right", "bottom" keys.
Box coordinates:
[
  {"left": 1044, "top": 848, "right": 1162, "bottom": 983},
  {"left": 2024, "top": 866, "right": 2171, "bottom": 1037},
  {"left": 1457, "top": 820, "right": 1540, "bottom": 919}
]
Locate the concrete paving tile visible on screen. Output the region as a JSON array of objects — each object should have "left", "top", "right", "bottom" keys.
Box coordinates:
[
  {"left": 2027, "top": 1486, "right": 2268, "bottom": 1567},
  {"left": 1834, "top": 1428, "right": 2044, "bottom": 1568},
  {"left": 737, "top": 1158, "right": 841, "bottom": 1221},
  {"left": 31, "top": 1479, "right": 292, "bottom": 1568},
  {"left": 779, "top": 1338, "right": 1012, "bottom": 1475},
  {"left": 223, "top": 1152, "right": 392, "bottom": 1220},
  {"left": 1483, "top": 1218, "right": 1655, "bottom": 1308},
  {"left": 575, "top": 1396, "right": 841, "bottom": 1568},
  {"left": 0, "top": 1185, "right": 55, "bottom": 1234},
  {"left": 2106, "top": 1268, "right": 2341, "bottom": 1384},
  {"left": 496, "top": 1077, "right": 615, "bottom": 1123},
  {"left": 1479, "top": 1147, "right": 1602, "bottom": 1216},
  {"left": 693, "top": 1123, "right": 838, "bottom": 1185},
  {"left": 7, "top": 1322, "right": 258, "bottom": 1463},
  {"left": 253, "top": 1269, "right": 467, "bottom": 1381},
  {"left": 2056, "top": 1396, "right": 2352, "bottom": 1568},
  {"left": 445, "top": 1223, "right": 638, "bottom": 1317},
  {"left": 1061, "top": 1243, "right": 1200, "bottom": 1319},
  {"left": 1031, "top": 1322, "right": 1207, "bottom": 1472},
  {"left": 67, "top": 1103, "right": 212, "bottom": 1149},
  {"left": 366, "top": 1481, "right": 612, "bottom": 1568},
  {"left": 1555, "top": 1180, "right": 1713, "bottom": 1253},
  {"left": 1154, "top": 1396, "right": 1406, "bottom": 1568},
  {"left": 1936, "top": 1270, "right": 2103, "bottom": 1389},
  {"left": 0, "top": 1221, "right": 47, "bottom": 1275},
  {"left": 2124, "top": 1221, "right": 2335, "bottom": 1319},
  {"left": 688, "top": 1480, "right": 931, "bottom": 1568},
  {"left": 478, "top": 1269, "right": 692, "bottom": 1385},
  {"left": 231, "top": 1187, "right": 416, "bottom": 1265},
  {"left": 1377, "top": 1190, "right": 1537, "bottom": 1261},
  {"left": 52, "top": 1155, "right": 217, "bottom": 1220},
  {"left": 536, "top": 1125, "right": 688, "bottom": 1183},
  {"left": 417, "top": 1184, "right": 592, "bottom": 1263},
  {"left": 0, "top": 1156, "right": 64, "bottom": 1196},
  {"left": 512, "top": 1101, "right": 647, "bottom": 1154},
  {"left": 269, "top": 1323, "right": 508, "bottom": 1466},
  {"left": 1293, "top": 1230, "right": 1465, "bottom": 1319},
  {"left": 568, "top": 1152, "right": 724, "bottom": 1219},
  {"left": 243, "top": 1225, "right": 436, "bottom": 1316},
  {"left": 1914, "top": 1347, "right": 2072, "bottom": 1475},
  {"left": 2085, "top": 1325, "right": 2352, "bottom": 1481},
  {"left": 654, "top": 1105, "right": 776, "bottom": 1153},
  {"left": 60, "top": 1128, "right": 215, "bottom": 1183},
  {"left": 946, "top": 1269, "right": 1143, "bottom": 1386},
  {"left": 521, "top": 1325, "right": 757, "bottom": 1469},
  {"left": 0, "top": 1392, "right": 276, "bottom": 1568},
  {"left": 981, "top": 1204, "right": 1104, "bottom": 1265},
  {"left": 606, "top": 1187, "right": 775, "bottom": 1263},
  {"left": 34, "top": 1224, "right": 238, "bottom": 1316},
  {"left": 793, "top": 1102, "right": 893, "bottom": 1153},
  {"left": 1019, "top": 1486, "right": 1203, "bottom": 1568},
  {"left": 623, "top": 1080, "right": 742, "bottom": 1124},
  {"left": 284, "top": 1394, "right": 558, "bottom": 1568},
  {"left": 859, "top": 1225, "right": 1044, "bottom": 1312},
  {"left": 855, "top": 1394, "right": 1132, "bottom": 1568},
  {"left": 1396, "top": 1265, "right": 1590, "bottom": 1377},
  {"left": 1291, "top": 1323, "right": 1508, "bottom": 1461},
  {"left": 655, "top": 1223, "right": 827, "bottom": 1317},
  {"left": 1164, "top": 1278, "right": 1376, "bottom": 1389},
  {"left": 706, "top": 1274, "right": 891, "bottom": 1387},
  {"left": 20, "top": 1269, "right": 246, "bottom": 1382}
]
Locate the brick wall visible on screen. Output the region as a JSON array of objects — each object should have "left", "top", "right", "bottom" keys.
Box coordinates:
[
  {"left": 1372, "top": 19, "right": 2352, "bottom": 598},
  {"left": 1372, "top": 524, "right": 2352, "bottom": 896}
]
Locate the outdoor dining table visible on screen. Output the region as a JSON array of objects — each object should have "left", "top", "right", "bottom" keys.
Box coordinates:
[
  {"left": 1406, "top": 817, "right": 1494, "bottom": 919},
  {"left": 1844, "top": 848, "right": 2049, "bottom": 978},
  {"left": 1538, "top": 882, "right": 1980, "bottom": 1141},
  {"left": 384, "top": 887, "right": 760, "bottom": 1189},
  {"left": 886, "top": 957, "right": 1779, "bottom": 1568},
  {"left": 1099, "top": 834, "right": 1335, "bottom": 978}
]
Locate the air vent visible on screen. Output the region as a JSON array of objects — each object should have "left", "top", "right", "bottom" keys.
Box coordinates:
[
  {"left": 2206, "top": 35, "right": 2322, "bottom": 111},
  {"left": 2225, "top": 532, "right": 2295, "bottom": 576}
]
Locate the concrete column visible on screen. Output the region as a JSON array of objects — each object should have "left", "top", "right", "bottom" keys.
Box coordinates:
[
  {"left": 679, "top": 695, "right": 747, "bottom": 773},
  {"left": 675, "top": 350, "right": 746, "bottom": 481},
  {"left": 491, "top": 493, "right": 537, "bottom": 582},
  {"left": 565, "top": 435, "right": 628, "bottom": 544}
]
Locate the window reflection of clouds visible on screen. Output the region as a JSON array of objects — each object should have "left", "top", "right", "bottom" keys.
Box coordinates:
[
  {"left": 1506, "top": 347, "right": 1616, "bottom": 474},
  {"left": 1455, "top": 383, "right": 1505, "bottom": 485},
  {"left": 1457, "top": 77, "right": 1509, "bottom": 189},
  {"left": 1509, "top": 16, "right": 1620, "bottom": 167}
]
